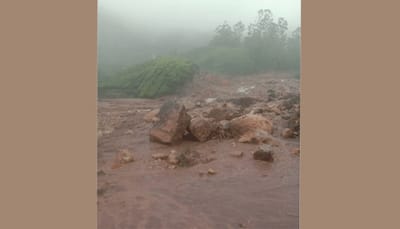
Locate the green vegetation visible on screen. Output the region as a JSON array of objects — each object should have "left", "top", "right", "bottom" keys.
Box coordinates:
[
  {"left": 98, "top": 9, "right": 300, "bottom": 98},
  {"left": 185, "top": 9, "right": 301, "bottom": 76},
  {"left": 98, "top": 57, "right": 199, "bottom": 98}
]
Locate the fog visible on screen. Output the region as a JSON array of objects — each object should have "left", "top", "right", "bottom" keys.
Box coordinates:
[{"left": 98, "top": 0, "right": 301, "bottom": 77}]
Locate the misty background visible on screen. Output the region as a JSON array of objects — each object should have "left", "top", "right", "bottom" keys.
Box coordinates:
[{"left": 98, "top": 0, "right": 301, "bottom": 79}]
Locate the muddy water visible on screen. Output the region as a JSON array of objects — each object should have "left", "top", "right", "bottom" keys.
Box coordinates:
[{"left": 98, "top": 75, "right": 299, "bottom": 229}]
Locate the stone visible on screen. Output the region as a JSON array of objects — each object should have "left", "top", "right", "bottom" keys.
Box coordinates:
[
  {"left": 281, "top": 128, "right": 294, "bottom": 138},
  {"left": 253, "top": 145, "right": 274, "bottom": 162},
  {"left": 292, "top": 148, "right": 300, "bottom": 156},
  {"left": 143, "top": 109, "right": 160, "bottom": 123},
  {"left": 207, "top": 168, "right": 216, "bottom": 175},
  {"left": 149, "top": 101, "right": 191, "bottom": 144},
  {"left": 151, "top": 152, "right": 170, "bottom": 160},
  {"left": 168, "top": 150, "right": 180, "bottom": 165},
  {"left": 119, "top": 149, "right": 134, "bottom": 163},
  {"left": 189, "top": 117, "right": 214, "bottom": 142},
  {"left": 230, "top": 114, "right": 274, "bottom": 144}
]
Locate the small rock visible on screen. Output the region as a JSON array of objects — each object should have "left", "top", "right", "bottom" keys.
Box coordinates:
[
  {"left": 292, "top": 147, "right": 300, "bottom": 156},
  {"left": 281, "top": 128, "right": 294, "bottom": 138},
  {"left": 97, "top": 170, "right": 106, "bottom": 176},
  {"left": 125, "top": 129, "right": 134, "bottom": 135},
  {"left": 119, "top": 149, "right": 134, "bottom": 163},
  {"left": 168, "top": 150, "right": 179, "bottom": 165},
  {"left": 205, "top": 98, "right": 217, "bottom": 104},
  {"left": 207, "top": 168, "right": 216, "bottom": 175},
  {"left": 230, "top": 151, "right": 244, "bottom": 158},
  {"left": 168, "top": 165, "right": 177, "bottom": 169},
  {"left": 253, "top": 145, "right": 274, "bottom": 162},
  {"left": 151, "top": 152, "right": 169, "bottom": 160}
]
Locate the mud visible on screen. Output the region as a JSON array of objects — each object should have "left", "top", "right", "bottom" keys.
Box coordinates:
[{"left": 98, "top": 73, "right": 300, "bottom": 229}]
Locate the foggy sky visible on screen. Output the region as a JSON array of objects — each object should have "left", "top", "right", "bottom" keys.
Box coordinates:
[{"left": 98, "top": 0, "right": 301, "bottom": 33}]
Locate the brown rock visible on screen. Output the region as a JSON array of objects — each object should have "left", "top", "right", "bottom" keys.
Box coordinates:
[
  {"left": 143, "top": 109, "right": 160, "bottom": 123},
  {"left": 230, "top": 114, "right": 274, "bottom": 144},
  {"left": 189, "top": 117, "right": 214, "bottom": 142},
  {"left": 151, "top": 152, "right": 170, "bottom": 160},
  {"left": 292, "top": 148, "right": 300, "bottom": 156},
  {"left": 253, "top": 145, "right": 274, "bottom": 162},
  {"left": 168, "top": 150, "right": 179, "bottom": 165},
  {"left": 149, "top": 101, "right": 191, "bottom": 144},
  {"left": 281, "top": 128, "right": 294, "bottom": 138},
  {"left": 205, "top": 104, "right": 241, "bottom": 121},
  {"left": 230, "top": 151, "right": 244, "bottom": 158},
  {"left": 207, "top": 168, "right": 216, "bottom": 175}
]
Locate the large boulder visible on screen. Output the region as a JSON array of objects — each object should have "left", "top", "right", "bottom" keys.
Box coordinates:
[
  {"left": 230, "top": 114, "right": 273, "bottom": 143},
  {"left": 189, "top": 117, "right": 215, "bottom": 142},
  {"left": 149, "top": 101, "right": 191, "bottom": 144}
]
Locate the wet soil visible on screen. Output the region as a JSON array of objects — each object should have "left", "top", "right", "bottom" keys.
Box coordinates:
[{"left": 98, "top": 73, "right": 300, "bottom": 229}]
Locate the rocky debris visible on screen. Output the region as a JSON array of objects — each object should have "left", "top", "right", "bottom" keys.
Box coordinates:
[
  {"left": 205, "top": 98, "right": 217, "bottom": 104},
  {"left": 151, "top": 152, "right": 170, "bottom": 160},
  {"left": 230, "top": 114, "right": 274, "bottom": 144},
  {"left": 189, "top": 117, "right": 215, "bottom": 142},
  {"left": 227, "top": 97, "right": 261, "bottom": 108},
  {"left": 230, "top": 151, "right": 244, "bottom": 158},
  {"left": 219, "top": 120, "right": 230, "bottom": 130},
  {"left": 176, "top": 148, "right": 201, "bottom": 167},
  {"left": 281, "top": 128, "right": 294, "bottom": 138},
  {"left": 124, "top": 129, "right": 134, "bottom": 135},
  {"left": 287, "top": 110, "right": 300, "bottom": 132},
  {"left": 207, "top": 168, "right": 216, "bottom": 175},
  {"left": 291, "top": 147, "right": 300, "bottom": 156},
  {"left": 238, "top": 129, "right": 280, "bottom": 145},
  {"left": 149, "top": 101, "right": 191, "bottom": 144},
  {"left": 111, "top": 149, "right": 134, "bottom": 169},
  {"left": 97, "top": 170, "right": 106, "bottom": 176},
  {"left": 237, "top": 85, "right": 255, "bottom": 94},
  {"left": 168, "top": 150, "right": 179, "bottom": 165},
  {"left": 253, "top": 145, "right": 274, "bottom": 162},
  {"left": 205, "top": 103, "right": 242, "bottom": 121},
  {"left": 120, "top": 150, "right": 134, "bottom": 163},
  {"left": 143, "top": 109, "right": 160, "bottom": 123}
]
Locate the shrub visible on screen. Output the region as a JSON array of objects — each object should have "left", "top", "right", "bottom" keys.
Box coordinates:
[{"left": 99, "top": 57, "right": 199, "bottom": 98}]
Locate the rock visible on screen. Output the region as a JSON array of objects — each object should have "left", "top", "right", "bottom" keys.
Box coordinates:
[
  {"left": 168, "top": 150, "right": 180, "bottom": 165},
  {"left": 227, "top": 97, "right": 260, "bottom": 108},
  {"left": 168, "top": 165, "right": 177, "bottom": 169},
  {"left": 205, "top": 98, "right": 217, "bottom": 104},
  {"left": 230, "top": 151, "right": 244, "bottom": 158},
  {"left": 207, "top": 168, "right": 216, "bottom": 175},
  {"left": 230, "top": 114, "right": 274, "bottom": 144},
  {"left": 253, "top": 145, "right": 274, "bottom": 162},
  {"left": 205, "top": 104, "right": 241, "bottom": 121},
  {"left": 288, "top": 110, "right": 300, "bottom": 132},
  {"left": 189, "top": 117, "right": 214, "bottom": 142},
  {"left": 149, "top": 101, "right": 191, "bottom": 144},
  {"left": 292, "top": 147, "right": 300, "bottom": 156},
  {"left": 152, "top": 152, "right": 170, "bottom": 160},
  {"left": 97, "top": 170, "right": 106, "bottom": 176},
  {"left": 125, "top": 129, "right": 134, "bottom": 135},
  {"left": 281, "top": 128, "right": 294, "bottom": 138},
  {"left": 143, "top": 109, "right": 160, "bottom": 123},
  {"left": 120, "top": 149, "right": 134, "bottom": 164},
  {"left": 176, "top": 148, "right": 201, "bottom": 167},
  {"left": 219, "top": 120, "right": 230, "bottom": 130}
]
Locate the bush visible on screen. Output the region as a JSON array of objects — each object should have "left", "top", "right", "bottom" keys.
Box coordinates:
[{"left": 99, "top": 57, "right": 199, "bottom": 98}]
